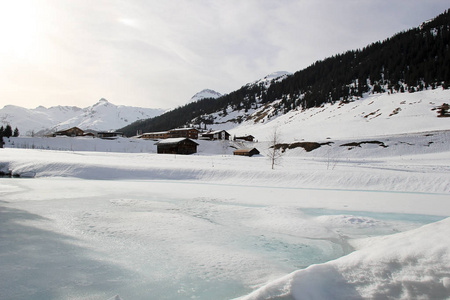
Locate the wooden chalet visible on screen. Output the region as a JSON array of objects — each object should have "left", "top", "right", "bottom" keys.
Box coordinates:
[
  {"left": 233, "top": 148, "right": 260, "bottom": 157},
  {"left": 156, "top": 138, "right": 199, "bottom": 155},
  {"left": 234, "top": 135, "right": 255, "bottom": 142},
  {"left": 201, "top": 130, "right": 230, "bottom": 140},
  {"left": 168, "top": 128, "right": 199, "bottom": 139},
  {"left": 53, "top": 127, "right": 84, "bottom": 137}
]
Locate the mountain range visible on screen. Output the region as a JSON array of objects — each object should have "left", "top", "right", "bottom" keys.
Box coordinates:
[{"left": 0, "top": 88, "right": 226, "bottom": 136}]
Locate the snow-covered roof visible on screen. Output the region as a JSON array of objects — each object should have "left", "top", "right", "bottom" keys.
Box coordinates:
[
  {"left": 205, "top": 130, "right": 229, "bottom": 135},
  {"left": 155, "top": 138, "right": 198, "bottom": 145}
]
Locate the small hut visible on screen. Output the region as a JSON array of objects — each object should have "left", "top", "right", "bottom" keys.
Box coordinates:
[
  {"left": 233, "top": 148, "right": 260, "bottom": 157},
  {"left": 234, "top": 135, "right": 255, "bottom": 142},
  {"left": 156, "top": 138, "right": 199, "bottom": 155}
]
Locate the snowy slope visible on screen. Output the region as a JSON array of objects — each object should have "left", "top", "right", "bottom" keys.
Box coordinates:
[
  {"left": 204, "top": 88, "right": 450, "bottom": 142},
  {"left": 0, "top": 98, "right": 165, "bottom": 136}
]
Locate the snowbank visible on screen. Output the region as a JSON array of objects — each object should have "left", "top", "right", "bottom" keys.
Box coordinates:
[{"left": 238, "top": 217, "right": 450, "bottom": 300}]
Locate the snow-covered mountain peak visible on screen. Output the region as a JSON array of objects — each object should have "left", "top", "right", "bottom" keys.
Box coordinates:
[
  {"left": 250, "top": 71, "right": 292, "bottom": 88},
  {"left": 189, "top": 89, "right": 222, "bottom": 103},
  {"left": 0, "top": 99, "right": 165, "bottom": 136},
  {"left": 92, "top": 98, "right": 111, "bottom": 107}
]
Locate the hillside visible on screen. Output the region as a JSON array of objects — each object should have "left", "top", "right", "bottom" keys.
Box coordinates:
[{"left": 120, "top": 9, "right": 450, "bottom": 138}]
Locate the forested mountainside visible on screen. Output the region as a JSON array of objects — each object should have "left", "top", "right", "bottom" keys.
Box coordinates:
[{"left": 120, "top": 9, "right": 450, "bottom": 137}]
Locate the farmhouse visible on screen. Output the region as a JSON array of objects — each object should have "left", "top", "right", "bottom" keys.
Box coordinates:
[
  {"left": 53, "top": 127, "right": 84, "bottom": 137},
  {"left": 233, "top": 148, "right": 260, "bottom": 157},
  {"left": 234, "top": 135, "right": 255, "bottom": 142},
  {"left": 156, "top": 138, "right": 199, "bottom": 155},
  {"left": 201, "top": 130, "right": 230, "bottom": 140}
]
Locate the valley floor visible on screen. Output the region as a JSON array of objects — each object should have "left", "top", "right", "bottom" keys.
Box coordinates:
[{"left": 0, "top": 137, "right": 449, "bottom": 299}]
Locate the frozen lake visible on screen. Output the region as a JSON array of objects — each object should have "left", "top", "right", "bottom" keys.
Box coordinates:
[{"left": 1, "top": 178, "right": 447, "bottom": 300}]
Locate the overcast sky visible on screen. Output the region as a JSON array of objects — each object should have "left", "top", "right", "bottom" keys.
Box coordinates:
[{"left": 0, "top": 1, "right": 448, "bottom": 109}]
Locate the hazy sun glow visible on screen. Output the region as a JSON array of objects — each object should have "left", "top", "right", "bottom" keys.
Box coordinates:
[{"left": 0, "top": 0, "right": 40, "bottom": 60}]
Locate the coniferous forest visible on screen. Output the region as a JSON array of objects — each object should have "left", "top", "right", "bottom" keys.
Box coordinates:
[{"left": 120, "top": 9, "right": 450, "bottom": 137}]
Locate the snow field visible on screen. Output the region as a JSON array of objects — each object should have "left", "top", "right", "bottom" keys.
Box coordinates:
[{"left": 1, "top": 143, "right": 449, "bottom": 299}]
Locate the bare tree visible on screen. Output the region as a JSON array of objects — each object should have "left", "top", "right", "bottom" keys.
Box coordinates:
[{"left": 267, "top": 127, "right": 283, "bottom": 169}]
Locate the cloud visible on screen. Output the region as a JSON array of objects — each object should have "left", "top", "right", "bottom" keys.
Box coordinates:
[{"left": 0, "top": 0, "right": 449, "bottom": 109}]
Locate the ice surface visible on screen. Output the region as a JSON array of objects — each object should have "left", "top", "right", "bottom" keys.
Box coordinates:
[{"left": 1, "top": 175, "right": 448, "bottom": 299}]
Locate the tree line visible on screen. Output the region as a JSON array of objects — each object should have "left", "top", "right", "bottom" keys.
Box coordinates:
[
  {"left": 120, "top": 9, "right": 450, "bottom": 137},
  {"left": 0, "top": 125, "right": 19, "bottom": 139}
]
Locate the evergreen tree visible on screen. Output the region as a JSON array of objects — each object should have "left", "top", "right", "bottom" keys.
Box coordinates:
[
  {"left": 13, "top": 127, "right": 19, "bottom": 137},
  {"left": 3, "top": 125, "right": 12, "bottom": 138}
]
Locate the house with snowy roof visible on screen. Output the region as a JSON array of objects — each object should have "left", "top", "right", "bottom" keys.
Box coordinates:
[{"left": 155, "top": 138, "right": 199, "bottom": 155}]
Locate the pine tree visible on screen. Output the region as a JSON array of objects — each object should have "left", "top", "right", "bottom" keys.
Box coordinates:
[
  {"left": 13, "top": 127, "right": 19, "bottom": 137},
  {"left": 4, "top": 125, "right": 12, "bottom": 138}
]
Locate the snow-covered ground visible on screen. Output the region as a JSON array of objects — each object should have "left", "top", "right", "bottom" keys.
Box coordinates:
[{"left": 1, "top": 130, "right": 449, "bottom": 299}]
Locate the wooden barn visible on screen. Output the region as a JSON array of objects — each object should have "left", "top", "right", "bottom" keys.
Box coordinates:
[
  {"left": 156, "top": 138, "right": 199, "bottom": 155},
  {"left": 233, "top": 148, "right": 260, "bottom": 157},
  {"left": 53, "top": 127, "right": 84, "bottom": 137}
]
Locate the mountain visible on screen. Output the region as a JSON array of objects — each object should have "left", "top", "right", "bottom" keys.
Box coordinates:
[
  {"left": 248, "top": 71, "right": 292, "bottom": 88},
  {"left": 188, "top": 89, "right": 222, "bottom": 103},
  {"left": 0, "top": 99, "right": 165, "bottom": 136},
  {"left": 119, "top": 9, "right": 450, "bottom": 138}
]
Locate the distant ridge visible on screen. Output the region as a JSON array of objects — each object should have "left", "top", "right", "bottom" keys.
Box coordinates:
[{"left": 0, "top": 99, "right": 165, "bottom": 136}]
